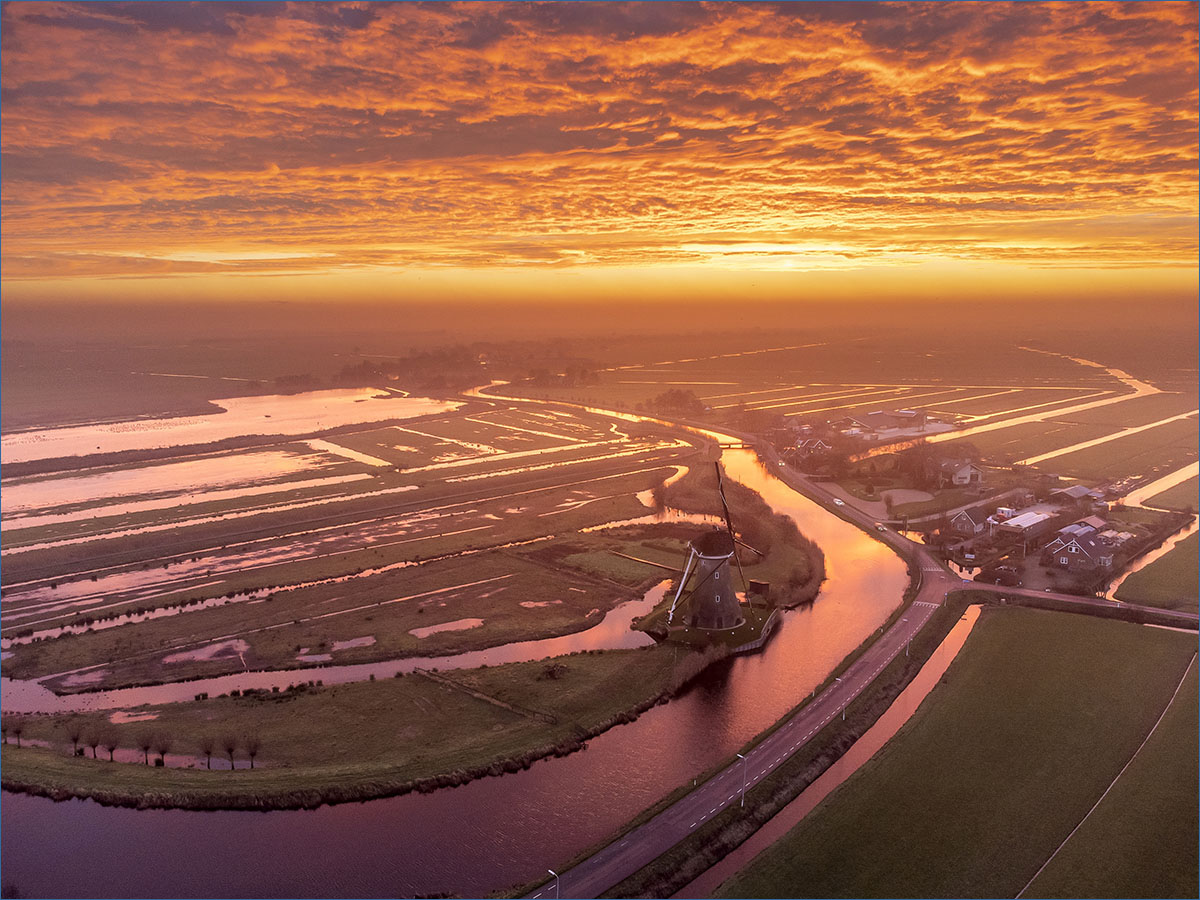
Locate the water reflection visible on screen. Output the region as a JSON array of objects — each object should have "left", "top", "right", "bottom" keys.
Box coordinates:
[
  {"left": 1, "top": 584, "right": 666, "bottom": 713},
  {"left": 2, "top": 389, "right": 461, "bottom": 465}
]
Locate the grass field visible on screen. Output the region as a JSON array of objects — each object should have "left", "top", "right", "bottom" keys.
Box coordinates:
[
  {"left": 1035, "top": 416, "right": 1199, "bottom": 481},
  {"left": 940, "top": 420, "right": 1119, "bottom": 464},
  {"left": 921, "top": 387, "right": 1097, "bottom": 419},
  {"left": 4, "top": 529, "right": 672, "bottom": 690},
  {"left": 717, "top": 607, "right": 1198, "bottom": 899},
  {"left": 1115, "top": 531, "right": 1199, "bottom": 611},
  {"left": 1054, "top": 392, "right": 1198, "bottom": 428},
  {"left": 1024, "top": 661, "right": 1198, "bottom": 899},
  {"left": 0, "top": 644, "right": 689, "bottom": 809},
  {"left": 1145, "top": 475, "right": 1199, "bottom": 512}
]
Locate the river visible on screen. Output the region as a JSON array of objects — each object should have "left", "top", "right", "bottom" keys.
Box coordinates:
[{"left": 1, "top": 442, "right": 907, "bottom": 898}]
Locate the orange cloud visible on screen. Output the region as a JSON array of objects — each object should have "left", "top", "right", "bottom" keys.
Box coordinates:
[{"left": 1, "top": 1, "right": 1196, "bottom": 300}]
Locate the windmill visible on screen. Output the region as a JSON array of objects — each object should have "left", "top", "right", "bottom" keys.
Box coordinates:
[{"left": 666, "top": 462, "right": 760, "bottom": 631}]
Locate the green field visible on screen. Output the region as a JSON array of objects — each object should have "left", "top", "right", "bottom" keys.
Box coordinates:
[
  {"left": 1024, "top": 661, "right": 1198, "bottom": 898},
  {"left": 0, "top": 644, "right": 685, "bottom": 809},
  {"left": 941, "top": 420, "right": 1119, "bottom": 464},
  {"left": 4, "top": 529, "right": 670, "bottom": 691},
  {"left": 1036, "top": 417, "right": 1199, "bottom": 481},
  {"left": 922, "top": 387, "right": 1093, "bottom": 418},
  {"left": 1115, "top": 531, "right": 1199, "bottom": 612},
  {"left": 717, "top": 608, "right": 1198, "bottom": 899},
  {"left": 1055, "top": 392, "right": 1198, "bottom": 427},
  {"left": 1145, "top": 475, "right": 1199, "bottom": 512}
]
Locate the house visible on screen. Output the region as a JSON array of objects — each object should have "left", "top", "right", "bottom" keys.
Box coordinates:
[
  {"left": 836, "top": 409, "right": 927, "bottom": 440},
  {"left": 1044, "top": 533, "right": 1113, "bottom": 571},
  {"left": 1053, "top": 484, "right": 1092, "bottom": 501},
  {"left": 1053, "top": 484, "right": 1107, "bottom": 501},
  {"left": 950, "top": 504, "right": 993, "bottom": 536},
  {"left": 998, "top": 510, "right": 1054, "bottom": 539},
  {"left": 1097, "top": 529, "right": 1137, "bottom": 547},
  {"left": 928, "top": 457, "right": 985, "bottom": 489},
  {"left": 1052, "top": 485, "right": 1108, "bottom": 510},
  {"left": 1053, "top": 522, "right": 1096, "bottom": 542},
  {"left": 794, "top": 438, "right": 833, "bottom": 455}
]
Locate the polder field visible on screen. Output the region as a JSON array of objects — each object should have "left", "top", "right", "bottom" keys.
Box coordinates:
[
  {"left": 497, "top": 336, "right": 1192, "bottom": 469},
  {"left": 1115, "top": 531, "right": 1199, "bottom": 612},
  {"left": 1145, "top": 475, "right": 1199, "bottom": 512},
  {"left": 716, "top": 607, "right": 1198, "bottom": 899},
  {"left": 2, "top": 395, "right": 708, "bottom": 692}
]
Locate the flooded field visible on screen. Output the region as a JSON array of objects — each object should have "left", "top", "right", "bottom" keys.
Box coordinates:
[
  {"left": 1, "top": 392, "right": 705, "bottom": 699},
  {"left": 1, "top": 388, "right": 462, "bottom": 463}
]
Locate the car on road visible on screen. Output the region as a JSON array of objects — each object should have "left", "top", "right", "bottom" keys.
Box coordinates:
[
  {"left": 833, "top": 498, "right": 845, "bottom": 506},
  {"left": 875, "top": 523, "right": 887, "bottom": 532}
]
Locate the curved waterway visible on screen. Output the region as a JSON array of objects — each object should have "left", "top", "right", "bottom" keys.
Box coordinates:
[{"left": 1, "top": 445, "right": 908, "bottom": 899}]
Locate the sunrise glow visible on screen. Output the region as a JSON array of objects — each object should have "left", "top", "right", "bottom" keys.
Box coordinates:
[{"left": 2, "top": 1, "right": 1197, "bottom": 304}]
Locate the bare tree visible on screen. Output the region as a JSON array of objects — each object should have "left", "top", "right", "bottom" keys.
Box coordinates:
[
  {"left": 86, "top": 731, "right": 102, "bottom": 759},
  {"left": 11, "top": 719, "right": 25, "bottom": 748},
  {"left": 67, "top": 724, "right": 83, "bottom": 756},
  {"left": 198, "top": 735, "right": 215, "bottom": 770},
  {"left": 1, "top": 717, "right": 9, "bottom": 744},
  {"left": 137, "top": 732, "right": 153, "bottom": 765},
  {"left": 244, "top": 734, "right": 261, "bottom": 770},
  {"left": 221, "top": 734, "right": 238, "bottom": 771},
  {"left": 102, "top": 732, "right": 119, "bottom": 761},
  {"left": 151, "top": 733, "right": 173, "bottom": 767}
]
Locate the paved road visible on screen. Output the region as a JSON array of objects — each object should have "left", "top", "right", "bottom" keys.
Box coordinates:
[{"left": 528, "top": 439, "right": 1197, "bottom": 900}]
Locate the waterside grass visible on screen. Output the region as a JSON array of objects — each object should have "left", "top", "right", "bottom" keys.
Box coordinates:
[{"left": 1, "top": 643, "right": 727, "bottom": 812}]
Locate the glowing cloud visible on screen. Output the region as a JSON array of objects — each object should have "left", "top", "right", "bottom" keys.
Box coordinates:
[{"left": 1, "top": 1, "right": 1196, "bottom": 300}]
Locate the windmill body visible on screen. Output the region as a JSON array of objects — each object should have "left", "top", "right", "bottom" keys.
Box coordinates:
[{"left": 682, "top": 530, "right": 745, "bottom": 630}]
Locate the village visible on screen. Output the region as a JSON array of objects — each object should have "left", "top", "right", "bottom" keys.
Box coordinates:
[{"left": 767, "top": 406, "right": 1191, "bottom": 597}]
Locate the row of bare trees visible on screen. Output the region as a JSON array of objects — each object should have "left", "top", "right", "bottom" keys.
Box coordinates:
[
  {"left": 2, "top": 716, "right": 261, "bottom": 770},
  {"left": 1, "top": 716, "right": 26, "bottom": 748},
  {"left": 196, "top": 733, "right": 262, "bottom": 769},
  {"left": 64, "top": 723, "right": 121, "bottom": 760}
]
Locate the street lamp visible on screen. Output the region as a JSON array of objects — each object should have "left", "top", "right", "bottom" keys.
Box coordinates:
[
  {"left": 548, "top": 869, "right": 559, "bottom": 899},
  {"left": 736, "top": 753, "right": 748, "bottom": 807}
]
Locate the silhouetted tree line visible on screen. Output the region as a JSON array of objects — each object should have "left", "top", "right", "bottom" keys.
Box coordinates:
[{"left": 639, "top": 389, "right": 705, "bottom": 417}]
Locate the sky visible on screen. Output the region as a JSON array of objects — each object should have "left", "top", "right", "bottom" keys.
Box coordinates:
[{"left": 2, "top": 1, "right": 1198, "bottom": 305}]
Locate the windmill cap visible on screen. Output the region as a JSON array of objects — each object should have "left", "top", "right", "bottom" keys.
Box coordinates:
[{"left": 692, "top": 530, "right": 735, "bottom": 556}]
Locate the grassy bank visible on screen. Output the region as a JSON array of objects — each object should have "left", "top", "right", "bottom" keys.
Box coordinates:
[
  {"left": 1115, "top": 531, "right": 1198, "bottom": 611},
  {"left": 717, "top": 607, "right": 1198, "bottom": 899},
  {"left": 1, "top": 643, "right": 724, "bottom": 811}
]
